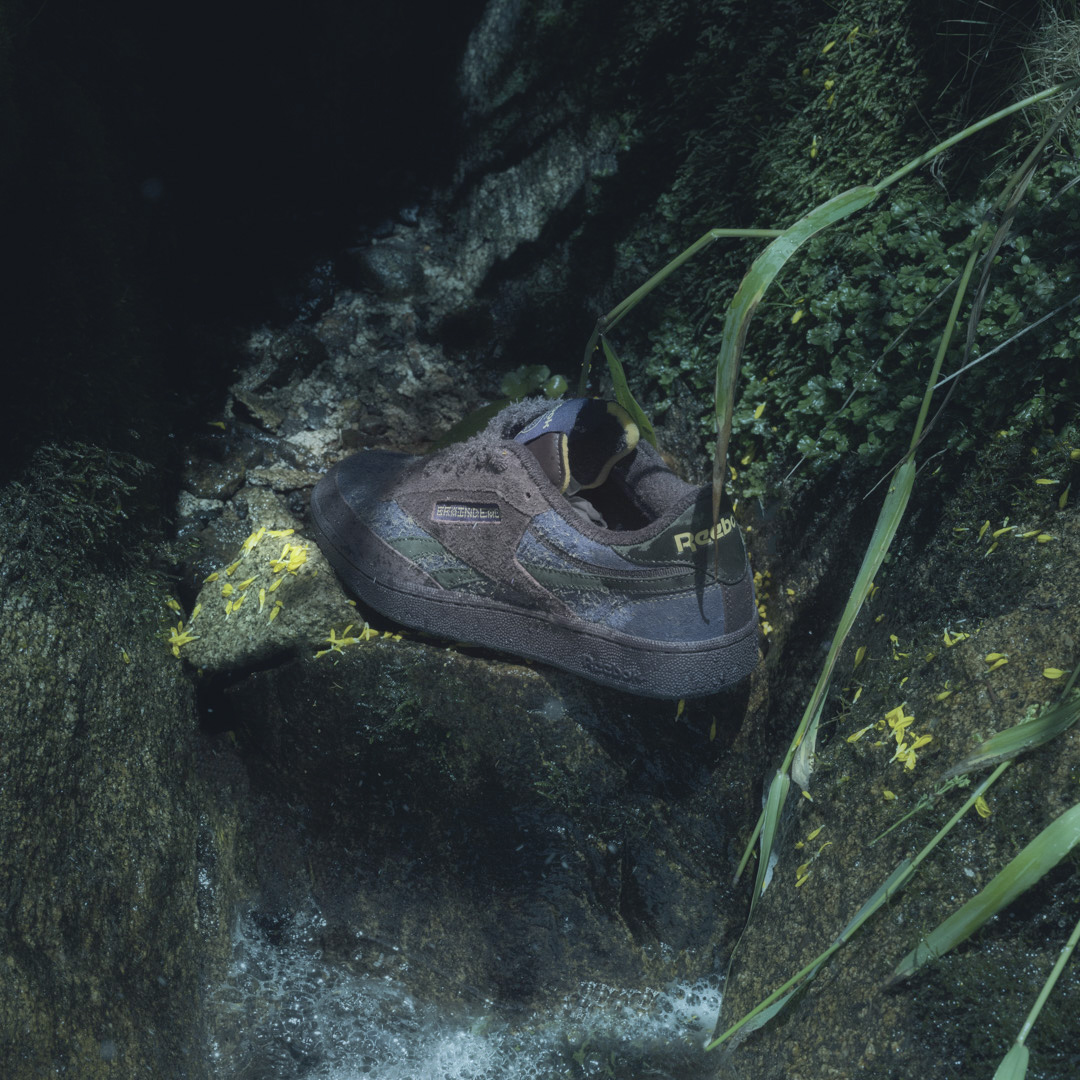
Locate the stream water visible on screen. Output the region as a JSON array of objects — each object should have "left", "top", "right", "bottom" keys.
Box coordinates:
[{"left": 208, "top": 903, "right": 722, "bottom": 1079}]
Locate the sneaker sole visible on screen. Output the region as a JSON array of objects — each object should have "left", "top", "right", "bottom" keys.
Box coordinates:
[{"left": 311, "top": 481, "right": 759, "bottom": 699}]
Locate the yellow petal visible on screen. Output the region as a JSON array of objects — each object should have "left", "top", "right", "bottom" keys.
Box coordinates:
[
  {"left": 975, "top": 796, "right": 991, "bottom": 818},
  {"left": 854, "top": 645, "right": 867, "bottom": 668},
  {"left": 883, "top": 790, "right": 896, "bottom": 800},
  {"left": 984, "top": 653, "right": 1007, "bottom": 663},
  {"left": 1034, "top": 478, "right": 1058, "bottom": 485},
  {"left": 1043, "top": 668, "right": 1066, "bottom": 679}
]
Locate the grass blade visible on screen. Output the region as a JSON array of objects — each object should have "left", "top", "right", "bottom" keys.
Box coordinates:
[
  {"left": 993, "top": 1044, "right": 1030, "bottom": 1080},
  {"left": 578, "top": 228, "right": 784, "bottom": 393},
  {"left": 737, "top": 458, "right": 916, "bottom": 877},
  {"left": 601, "top": 336, "right": 657, "bottom": 448},
  {"left": 891, "top": 802, "right": 1080, "bottom": 983},
  {"left": 711, "top": 186, "right": 878, "bottom": 516},
  {"left": 750, "top": 769, "right": 790, "bottom": 914},
  {"left": 942, "top": 693, "right": 1080, "bottom": 779}
]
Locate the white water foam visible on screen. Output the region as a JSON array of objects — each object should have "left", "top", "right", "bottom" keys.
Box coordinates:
[{"left": 209, "top": 905, "right": 723, "bottom": 1080}]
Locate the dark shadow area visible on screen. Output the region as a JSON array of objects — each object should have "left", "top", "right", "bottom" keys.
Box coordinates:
[{"left": 1, "top": 0, "right": 486, "bottom": 478}]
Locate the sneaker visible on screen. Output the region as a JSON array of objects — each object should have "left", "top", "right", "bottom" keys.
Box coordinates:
[{"left": 310, "top": 397, "right": 758, "bottom": 698}]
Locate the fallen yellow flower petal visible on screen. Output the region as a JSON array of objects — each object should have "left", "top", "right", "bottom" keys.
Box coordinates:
[
  {"left": 854, "top": 645, "right": 867, "bottom": 668},
  {"left": 241, "top": 527, "right": 267, "bottom": 553},
  {"left": 975, "top": 795, "right": 991, "bottom": 818},
  {"left": 883, "top": 789, "right": 896, "bottom": 801},
  {"left": 1043, "top": 667, "right": 1066, "bottom": 679},
  {"left": 847, "top": 723, "right": 874, "bottom": 744}
]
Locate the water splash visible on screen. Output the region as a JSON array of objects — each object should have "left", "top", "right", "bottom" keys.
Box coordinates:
[{"left": 209, "top": 905, "right": 722, "bottom": 1079}]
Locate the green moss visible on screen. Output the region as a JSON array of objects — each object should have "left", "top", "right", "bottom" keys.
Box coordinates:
[{"left": 0, "top": 442, "right": 154, "bottom": 600}]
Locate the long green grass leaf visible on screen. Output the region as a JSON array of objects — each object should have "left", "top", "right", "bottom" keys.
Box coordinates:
[
  {"left": 943, "top": 694, "right": 1080, "bottom": 779},
  {"left": 750, "top": 769, "right": 790, "bottom": 914},
  {"left": 578, "top": 228, "right": 785, "bottom": 392},
  {"left": 736, "top": 458, "right": 916, "bottom": 876},
  {"left": 711, "top": 186, "right": 878, "bottom": 516},
  {"left": 601, "top": 336, "right": 657, "bottom": 448},
  {"left": 993, "top": 1044, "right": 1030, "bottom": 1080},
  {"left": 891, "top": 802, "right": 1080, "bottom": 983},
  {"left": 787, "top": 459, "right": 916, "bottom": 773}
]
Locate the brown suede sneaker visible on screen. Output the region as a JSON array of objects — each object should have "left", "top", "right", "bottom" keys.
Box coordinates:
[{"left": 310, "top": 398, "right": 758, "bottom": 698}]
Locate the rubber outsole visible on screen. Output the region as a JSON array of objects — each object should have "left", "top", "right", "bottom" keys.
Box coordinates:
[{"left": 310, "top": 478, "right": 759, "bottom": 699}]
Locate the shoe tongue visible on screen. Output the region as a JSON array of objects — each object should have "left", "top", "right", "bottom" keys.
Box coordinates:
[{"left": 514, "top": 398, "right": 639, "bottom": 494}]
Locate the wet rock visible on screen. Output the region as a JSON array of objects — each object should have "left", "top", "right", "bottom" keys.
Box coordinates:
[
  {"left": 0, "top": 557, "right": 212, "bottom": 1078},
  {"left": 181, "top": 486, "right": 356, "bottom": 676},
  {"left": 216, "top": 636, "right": 758, "bottom": 1018},
  {"left": 240, "top": 330, "right": 330, "bottom": 393},
  {"left": 274, "top": 258, "right": 338, "bottom": 324},
  {"left": 345, "top": 236, "right": 427, "bottom": 298}
]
